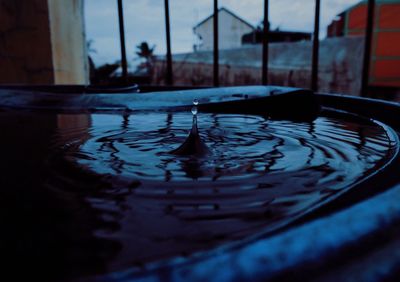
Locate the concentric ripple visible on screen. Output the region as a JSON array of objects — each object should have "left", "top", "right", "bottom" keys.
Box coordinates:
[
  {"left": 62, "top": 112, "right": 395, "bottom": 184},
  {"left": 51, "top": 110, "right": 397, "bottom": 271}
]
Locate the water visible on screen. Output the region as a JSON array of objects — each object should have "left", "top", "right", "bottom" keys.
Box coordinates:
[
  {"left": 191, "top": 106, "right": 198, "bottom": 115},
  {"left": 0, "top": 109, "right": 397, "bottom": 279},
  {"left": 63, "top": 112, "right": 394, "bottom": 183}
]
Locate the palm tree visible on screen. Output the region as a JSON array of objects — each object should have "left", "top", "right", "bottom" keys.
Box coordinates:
[{"left": 135, "top": 42, "right": 156, "bottom": 76}]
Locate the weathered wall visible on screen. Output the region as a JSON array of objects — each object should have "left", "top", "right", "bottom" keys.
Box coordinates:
[
  {"left": 154, "top": 37, "right": 365, "bottom": 95},
  {"left": 0, "top": 0, "right": 88, "bottom": 84},
  {"left": 0, "top": 0, "right": 54, "bottom": 84},
  {"left": 194, "top": 9, "right": 254, "bottom": 51},
  {"left": 47, "top": 0, "right": 88, "bottom": 84},
  {"left": 154, "top": 61, "right": 314, "bottom": 89}
]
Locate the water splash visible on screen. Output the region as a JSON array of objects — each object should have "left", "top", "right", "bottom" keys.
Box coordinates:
[
  {"left": 191, "top": 106, "right": 198, "bottom": 116},
  {"left": 170, "top": 99, "right": 209, "bottom": 156}
]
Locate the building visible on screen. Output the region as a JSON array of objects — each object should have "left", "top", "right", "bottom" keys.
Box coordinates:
[
  {"left": 327, "top": 0, "right": 400, "bottom": 88},
  {"left": 327, "top": 12, "right": 346, "bottom": 38},
  {"left": 242, "top": 28, "right": 311, "bottom": 45},
  {"left": 154, "top": 37, "right": 365, "bottom": 96},
  {"left": 193, "top": 7, "right": 254, "bottom": 51}
]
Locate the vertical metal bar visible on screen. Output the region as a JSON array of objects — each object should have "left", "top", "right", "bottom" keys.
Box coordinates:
[
  {"left": 164, "top": 0, "right": 173, "bottom": 85},
  {"left": 117, "top": 0, "right": 128, "bottom": 83},
  {"left": 361, "top": 0, "right": 375, "bottom": 97},
  {"left": 262, "top": 0, "right": 269, "bottom": 85},
  {"left": 213, "top": 0, "right": 219, "bottom": 87},
  {"left": 311, "top": 0, "right": 320, "bottom": 91}
]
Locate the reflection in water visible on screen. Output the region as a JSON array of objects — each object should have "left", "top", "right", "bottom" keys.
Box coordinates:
[
  {"left": 74, "top": 112, "right": 394, "bottom": 183},
  {"left": 0, "top": 110, "right": 397, "bottom": 280},
  {"left": 51, "top": 110, "right": 397, "bottom": 275},
  {"left": 0, "top": 112, "right": 121, "bottom": 280}
]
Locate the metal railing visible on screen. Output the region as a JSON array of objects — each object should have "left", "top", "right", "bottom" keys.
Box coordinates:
[
  {"left": 116, "top": 0, "right": 375, "bottom": 96},
  {"left": 361, "top": 0, "right": 375, "bottom": 97},
  {"left": 262, "top": 0, "right": 269, "bottom": 85},
  {"left": 164, "top": 0, "right": 173, "bottom": 85},
  {"left": 117, "top": 0, "right": 128, "bottom": 83},
  {"left": 311, "top": 0, "right": 320, "bottom": 92}
]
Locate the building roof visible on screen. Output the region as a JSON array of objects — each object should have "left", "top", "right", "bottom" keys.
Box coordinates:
[
  {"left": 156, "top": 37, "right": 362, "bottom": 70},
  {"left": 336, "top": 0, "right": 400, "bottom": 16},
  {"left": 242, "top": 29, "right": 311, "bottom": 44},
  {"left": 193, "top": 7, "right": 254, "bottom": 30}
]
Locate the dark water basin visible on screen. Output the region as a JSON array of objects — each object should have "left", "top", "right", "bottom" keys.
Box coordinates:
[{"left": 1, "top": 86, "right": 400, "bottom": 281}]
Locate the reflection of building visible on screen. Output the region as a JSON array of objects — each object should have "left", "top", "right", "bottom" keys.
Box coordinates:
[
  {"left": 327, "top": 0, "right": 400, "bottom": 87},
  {"left": 57, "top": 114, "right": 91, "bottom": 133},
  {"left": 193, "top": 7, "right": 254, "bottom": 51}
]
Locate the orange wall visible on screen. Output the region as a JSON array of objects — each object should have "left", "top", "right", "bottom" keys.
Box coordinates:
[
  {"left": 375, "top": 32, "right": 400, "bottom": 56},
  {"left": 346, "top": 2, "right": 400, "bottom": 88},
  {"left": 348, "top": 5, "right": 367, "bottom": 30},
  {"left": 379, "top": 4, "right": 400, "bottom": 28},
  {"left": 373, "top": 60, "right": 400, "bottom": 78}
]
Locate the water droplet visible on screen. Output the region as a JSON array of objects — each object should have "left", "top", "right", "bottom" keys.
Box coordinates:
[
  {"left": 193, "top": 99, "right": 199, "bottom": 106},
  {"left": 191, "top": 106, "right": 198, "bottom": 115}
]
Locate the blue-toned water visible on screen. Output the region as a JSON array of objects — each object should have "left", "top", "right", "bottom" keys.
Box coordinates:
[{"left": 0, "top": 109, "right": 397, "bottom": 279}]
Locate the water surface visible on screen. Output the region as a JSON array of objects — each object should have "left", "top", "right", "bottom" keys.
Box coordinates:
[{"left": 0, "top": 110, "right": 396, "bottom": 279}]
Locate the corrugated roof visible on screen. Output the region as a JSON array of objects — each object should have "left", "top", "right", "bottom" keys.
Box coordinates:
[{"left": 156, "top": 37, "right": 364, "bottom": 71}]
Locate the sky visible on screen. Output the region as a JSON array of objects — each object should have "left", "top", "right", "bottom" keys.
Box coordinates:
[{"left": 85, "top": 0, "right": 361, "bottom": 66}]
